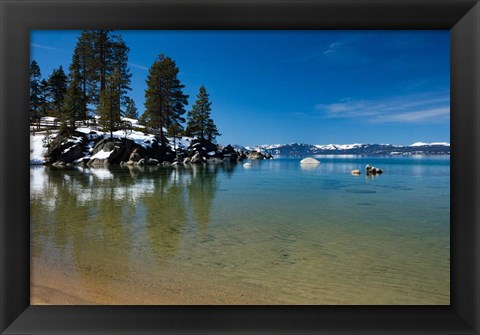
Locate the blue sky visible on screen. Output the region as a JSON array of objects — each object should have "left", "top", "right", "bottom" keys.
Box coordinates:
[{"left": 31, "top": 30, "right": 450, "bottom": 146}]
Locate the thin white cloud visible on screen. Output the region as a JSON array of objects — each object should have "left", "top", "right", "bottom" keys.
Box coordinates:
[
  {"left": 372, "top": 107, "right": 450, "bottom": 123},
  {"left": 323, "top": 42, "right": 343, "bottom": 55},
  {"left": 316, "top": 94, "right": 450, "bottom": 124},
  {"left": 283, "top": 41, "right": 345, "bottom": 63},
  {"left": 31, "top": 43, "right": 58, "bottom": 51},
  {"left": 128, "top": 62, "right": 148, "bottom": 71}
]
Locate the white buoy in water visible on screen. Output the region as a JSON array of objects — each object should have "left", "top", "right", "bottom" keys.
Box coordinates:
[{"left": 243, "top": 162, "right": 252, "bottom": 167}]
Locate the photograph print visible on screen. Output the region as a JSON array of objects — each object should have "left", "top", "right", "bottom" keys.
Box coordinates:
[{"left": 30, "top": 30, "right": 450, "bottom": 305}]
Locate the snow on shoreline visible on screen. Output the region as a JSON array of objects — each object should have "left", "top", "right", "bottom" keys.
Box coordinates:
[
  {"left": 30, "top": 131, "right": 56, "bottom": 165},
  {"left": 30, "top": 126, "right": 194, "bottom": 165}
]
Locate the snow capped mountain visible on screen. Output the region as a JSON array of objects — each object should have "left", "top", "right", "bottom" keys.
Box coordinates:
[
  {"left": 314, "top": 143, "right": 364, "bottom": 150},
  {"left": 247, "top": 142, "right": 450, "bottom": 156},
  {"left": 409, "top": 142, "right": 450, "bottom": 147}
]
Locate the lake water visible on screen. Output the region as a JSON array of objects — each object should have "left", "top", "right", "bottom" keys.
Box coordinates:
[{"left": 30, "top": 156, "right": 450, "bottom": 305}]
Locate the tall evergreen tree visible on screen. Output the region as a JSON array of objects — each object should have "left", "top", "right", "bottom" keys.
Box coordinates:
[
  {"left": 99, "top": 68, "right": 122, "bottom": 138},
  {"left": 81, "top": 30, "right": 131, "bottom": 107},
  {"left": 39, "top": 79, "right": 50, "bottom": 118},
  {"left": 30, "top": 60, "right": 43, "bottom": 122},
  {"left": 144, "top": 54, "right": 188, "bottom": 146},
  {"left": 64, "top": 75, "right": 84, "bottom": 128},
  {"left": 167, "top": 118, "right": 185, "bottom": 150},
  {"left": 110, "top": 35, "right": 131, "bottom": 107},
  {"left": 46, "top": 66, "right": 67, "bottom": 118},
  {"left": 185, "top": 86, "right": 220, "bottom": 142},
  {"left": 124, "top": 97, "right": 138, "bottom": 119},
  {"left": 71, "top": 32, "right": 95, "bottom": 117},
  {"left": 64, "top": 49, "right": 88, "bottom": 127}
]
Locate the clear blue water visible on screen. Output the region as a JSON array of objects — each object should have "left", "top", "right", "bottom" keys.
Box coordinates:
[{"left": 30, "top": 155, "right": 450, "bottom": 304}]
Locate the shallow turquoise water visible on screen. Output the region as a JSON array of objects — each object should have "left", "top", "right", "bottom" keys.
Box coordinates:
[{"left": 30, "top": 156, "right": 450, "bottom": 304}]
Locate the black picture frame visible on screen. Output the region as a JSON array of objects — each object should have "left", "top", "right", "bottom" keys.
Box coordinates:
[{"left": 1, "top": 0, "right": 479, "bottom": 334}]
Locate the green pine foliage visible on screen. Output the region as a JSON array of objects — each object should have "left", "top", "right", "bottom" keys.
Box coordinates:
[
  {"left": 185, "top": 86, "right": 221, "bottom": 142},
  {"left": 99, "top": 68, "right": 123, "bottom": 138},
  {"left": 205, "top": 118, "right": 221, "bottom": 143},
  {"left": 30, "top": 60, "right": 43, "bottom": 122},
  {"left": 69, "top": 33, "right": 94, "bottom": 118},
  {"left": 64, "top": 49, "right": 88, "bottom": 127},
  {"left": 124, "top": 97, "right": 139, "bottom": 119},
  {"left": 46, "top": 66, "right": 68, "bottom": 118},
  {"left": 74, "top": 30, "right": 131, "bottom": 109},
  {"left": 38, "top": 79, "right": 50, "bottom": 118},
  {"left": 144, "top": 54, "right": 188, "bottom": 142}
]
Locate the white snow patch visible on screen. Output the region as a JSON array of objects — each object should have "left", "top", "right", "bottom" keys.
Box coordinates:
[
  {"left": 30, "top": 133, "right": 49, "bottom": 164},
  {"left": 90, "top": 149, "right": 113, "bottom": 160}
]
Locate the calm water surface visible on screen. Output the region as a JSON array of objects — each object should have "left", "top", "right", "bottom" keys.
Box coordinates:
[{"left": 30, "top": 156, "right": 450, "bottom": 304}]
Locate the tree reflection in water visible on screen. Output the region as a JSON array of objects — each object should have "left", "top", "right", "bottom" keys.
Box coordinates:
[{"left": 30, "top": 163, "right": 236, "bottom": 298}]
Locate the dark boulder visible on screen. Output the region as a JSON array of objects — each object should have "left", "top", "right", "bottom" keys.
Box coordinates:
[
  {"left": 221, "top": 144, "right": 239, "bottom": 162},
  {"left": 366, "top": 164, "right": 383, "bottom": 175},
  {"left": 44, "top": 131, "right": 88, "bottom": 164},
  {"left": 89, "top": 137, "right": 141, "bottom": 165}
]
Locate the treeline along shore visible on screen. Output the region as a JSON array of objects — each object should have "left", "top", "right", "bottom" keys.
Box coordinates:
[{"left": 30, "top": 30, "right": 273, "bottom": 167}]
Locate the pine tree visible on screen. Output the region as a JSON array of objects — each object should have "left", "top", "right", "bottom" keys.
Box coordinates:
[
  {"left": 64, "top": 49, "right": 88, "bottom": 127},
  {"left": 90, "top": 30, "right": 111, "bottom": 102},
  {"left": 64, "top": 74, "right": 84, "bottom": 128},
  {"left": 39, "top": 79, "right": 50, "bottom": 118},
  {"left": 185, "top": 86, "right": 220, "bottom": 142},
  {"left": 80, "top": 30, "right": 131, "bottom": 108},
  {"left": 124, "top": 97, "right": 138, "bottom": 119},
  {"left": 110, "top": 35, "right": 131, "bottom": 107},
  {"left": 144, "top": 54, "right": 188, "bottom": 146},
  {"left": 205, "top": 118, "right": 221, "bottom": 143},
  {"left": 167, "top": 119, "right": 185, "bottom": 150},
  {"left": 71, "top": 32, "right": 95, "bottom": 117},
  {"left": 30, "top": 60, "right": 43, "bottom": 122},
  {"left": 46, "top": 66, "right": 67, "bottom": 118},
  {"left": 99, "top": 68, "right": 122, "bottom": 138}
]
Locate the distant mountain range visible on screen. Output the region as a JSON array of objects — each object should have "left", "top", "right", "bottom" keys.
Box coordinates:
[{"left": 239, "top": 142, "right": 450, "bottom": 156}]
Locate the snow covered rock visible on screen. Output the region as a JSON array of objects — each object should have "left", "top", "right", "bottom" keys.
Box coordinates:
[
  {"left": 366, "top": 164, "right": 383, "bottom": 175},
  {"left": 44, "top": 131, "right": 88, "bottom": 164}
]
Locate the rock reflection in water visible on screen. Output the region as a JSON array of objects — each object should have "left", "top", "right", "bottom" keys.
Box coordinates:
[{"left": 30, "top": 164, "right": 235, "bottom": 294}]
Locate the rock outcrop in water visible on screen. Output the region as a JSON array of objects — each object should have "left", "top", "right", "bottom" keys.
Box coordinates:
[
  {"left": 366, "top": 164, "right": 383, "bottom": 175},
  {"left": 43, "top": 130, "right": 252, "bottom": 166},
  {"left": 247, "top": 150, "right": 273, "bottom": 160}
]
